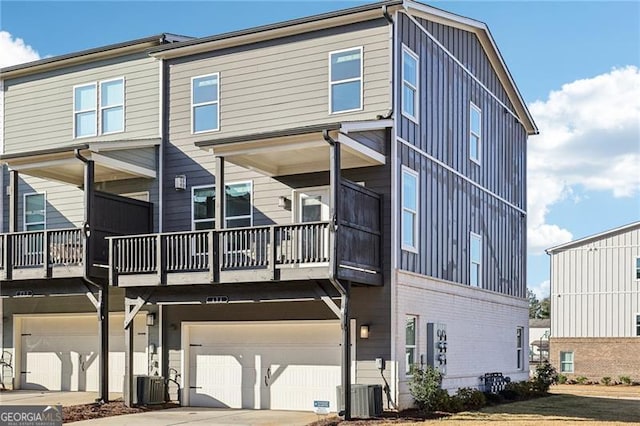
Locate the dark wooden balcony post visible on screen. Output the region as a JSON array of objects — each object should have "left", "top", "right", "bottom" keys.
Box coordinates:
[
  {"left": 9, "top": 169, "right": 18, "bottom": 233},
  {"left": 109, "top": 237, "right": 118, "bottom": 287},
  {"left": 215, "top": 157, "right": 225, "bottom": 231},
  {"left": 83, "top": 159, "right": 95, "bottom": 276},
  {"left": 43, "top": 230, "right": 51, "bottom": 278},
  {"left": 268, "top": 225, "right": 276, "bottom": 280},
  {"left": 156, "top": 234, "right": 165, "bottom": 285}
]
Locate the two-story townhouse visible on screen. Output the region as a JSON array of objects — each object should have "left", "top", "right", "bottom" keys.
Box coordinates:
[
  {"left": 547, "top": 222, "right": 640, "bottom": 381},
  {"left": 107, "top": 1, "right": 537, "bottom": 415},
  {"left": 0, "top": 33, "right": 190, "bottom": 399}
]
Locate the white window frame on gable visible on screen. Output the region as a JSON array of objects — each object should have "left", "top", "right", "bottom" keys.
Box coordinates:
[
  {"left": 470, "top": 232, "right": 482, "bottom": 287},
  {"left": 73, "top": 83, "right": 97, "bottom": 138},
  {"left": 73, "top": 78, "right": 125, "bottom": 138},
  {"left": 470, "top": 102, "right": 481, "bottom": 164},
  {"left": 24, "top": 192, "right": 46, "bottom": 231},
  {"left": 329, "top": 46, "right": 363, "bottom": 114},
  {"left": 401, "top": 45, "right": 419, "bottom": 122},
  {"left": 401, "top": 166, "right": 419, "bottom": 253},
  {"left": 191, "top": 73, "right": 220, "bottom": 134},
  {"left": 99, "top": 77, "right": 125, "bottom": 134}
]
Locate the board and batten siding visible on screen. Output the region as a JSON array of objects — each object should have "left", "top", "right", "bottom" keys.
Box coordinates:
[
  {"left": 550, "top": 224, "right": 640, "bottom": 338},
  {"left": 397, "top": 13, "right": 527, "bottom": 298},
  {"left": 166, "top": 19, "right": 391, "bottom": 142},
  {"left": 3, "top": 53, "right": 161, "bottom": 154}
]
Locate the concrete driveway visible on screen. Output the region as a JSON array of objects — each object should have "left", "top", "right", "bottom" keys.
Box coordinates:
[{"left": 0, "top": 391, "right": 321, "bottom": 425}]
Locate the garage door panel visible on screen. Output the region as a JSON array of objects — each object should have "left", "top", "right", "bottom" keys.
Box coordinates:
[
  {"left": 187, "top": 322, "right": 342, "bottom": 412},
  {"left": 20, "top": 314, "right": 148, "bottom": 393}
]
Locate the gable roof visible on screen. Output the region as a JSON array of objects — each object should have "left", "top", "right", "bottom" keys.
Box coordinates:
[
  {"left": 0, "top": 33, "right": 192, "bottom": 79},
  {"left": 149, "top": 0, "right": 537, "bottom": 135},
  {"left": 546, "top": 221, "right": 640, "bottom": 254}
]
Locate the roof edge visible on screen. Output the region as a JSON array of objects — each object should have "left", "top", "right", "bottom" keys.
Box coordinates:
[
  {"left": 546, "top": 221, "right": 640, "bottom": 254},
  {"left": 195, "top": 123, "right": 342, "bottom": 148}
]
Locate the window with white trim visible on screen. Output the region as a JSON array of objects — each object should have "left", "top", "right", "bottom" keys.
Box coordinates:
[
  {"left": 225, "top": 181, "right": 252, "bottom": 228},
  {"left": 24, "top": 193, "right": 45, "bottom": 231},
  {"left": 74, "top": 83, "right": 97, "bottom": 138},
  {"left": 192, "top": 186, "right": 215, "bottom": 230},
  {"left": 401, "top": 167, "right": 419, "bottom": 252},
  {"left": 516, "top": 327, "right": 524, "bottom": 370},
  {"left": 470, "top": 232, "right": 482, "bottom": 287},
  {"left": 74, "top": 78, "right": 124, "bottom": 138},
  {"left": 636, "top": 257, "right": 640, "bottom": 280},
  {"left": 560, "top": 351, "right": 574, "bottom": 373},
  {"left": 329, "top": 47, "right": 362, "bottom": 113},
  {"left": 405, "top": 315, "right": 417, "bottom": 374},
  {"left": 635, "top": 314, "right": 640, "bottom": 337},
  {"left": 100, "top": 78, "right": 124, "bottom": 134},
  {"left": 470, "top": 102, "right": 481, "bottom": 163},
  {"left": 402, "top": 46, "right": 419, "bottom": 121},
  {"left": 192, "top": 73, "right": 219, "bottom": 133}
]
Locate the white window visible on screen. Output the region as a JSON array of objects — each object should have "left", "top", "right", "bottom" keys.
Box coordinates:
[
  {"left": 560, "top": 351, "right": 574, "bottom": 373},
  {"left": 405, "top": 316, "right": 417, "bottom": 374},
  {"left": 74, "top": 83, "right": 97, "bottom": 138},
  {"left": 470, "top": 232, "right": 482, "bottom": 287},
  {"left": 74, "top": 78, "right": 124, "bottom": 138},
  {"left": 329, "top": 47, "right": 362, "bottom": 114},
  {"left": 516, "top": 327, "right": 524, "bottom": 370},
  {"left": 225, "top": 181, "right": 252, "bottom": 228},
  {"left": 635, "top": 314, "right": 640, "bottom": 337},
  {"left": 402, "top": 45, "right": 419, "bottom": 121},
  {"left": 192, "top": 73, "right": 219, "bottom": 133},
  {"left": 636, "top": 257, "right": 640, "bottom": 280},
  {"left": 192, "top": 185, "right": 215, "bottom": 230},
  {"left": 401, "top": 167, "right": 419, "bottom": 252},
  {"left": 24, "top": 193, "right": 45, "bottom": 231},
  {"left": 100, "top": 78, "right": 124, "bottom": 134},
  {"left": 470, "top": 102, "right": 481, "bottom": 164}
]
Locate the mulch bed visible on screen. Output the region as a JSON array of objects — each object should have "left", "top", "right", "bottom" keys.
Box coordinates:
[
  {"left": 308, "top": 409, "right": 450, "bottom": 426},
  {"left": 63, "top": 400, "right": 179, "bottom": 423}
]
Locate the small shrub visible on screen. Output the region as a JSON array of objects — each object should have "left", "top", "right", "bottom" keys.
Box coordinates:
[
  {"left": 619, "top": 376, "right": 632, "bottom": 385},
  {"left": 483, "top": 391, "right": 504, "bottom": 405},
  {"left": 455, "top": 387, "right": 487, "bottom": 411},
  {"left": 531, "top": 360, "right": 558, "bottom": 393},
  {"left": 500, "top": 381, "right": 531, "bottom": 400},
  {"left": 443, "top": 393, "right": 464, "bottom": 413},
  {"left": 601, "top": 377, "right": 612, "bottom": 386},
  {"left": 409, "top": 366, "right": 444, "bottom": 411},
  {"left": 575, "top": 376, "right": 588, "bottom": 385},
  {"left": 557, "top": 374, "right": 567, "bottom": 384}
]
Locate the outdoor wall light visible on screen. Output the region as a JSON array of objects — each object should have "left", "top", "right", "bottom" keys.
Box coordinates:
[
  {"left": 174, "top": 174, "right": 187, "bottom": 191},
  {"left": 278, "top": 196, "right": 290, "bottom": 208},
  {"left": 360, "top": 324, "right": 370, "bottom": 339},
  {"left": 146, "top": 313, "right": 156, "bottom": 327}
]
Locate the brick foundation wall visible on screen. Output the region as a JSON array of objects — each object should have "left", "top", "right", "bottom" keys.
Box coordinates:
[{"left": 550, "top": 338, "right": 640, "bottom": 381}]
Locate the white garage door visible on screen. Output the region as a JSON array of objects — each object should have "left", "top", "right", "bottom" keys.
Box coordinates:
[
  {"left": 186, "top": 321, "right": 342, "bottom": 412},
  {"left": 18, "top": 313, "right": 148, "bottom": 392}
]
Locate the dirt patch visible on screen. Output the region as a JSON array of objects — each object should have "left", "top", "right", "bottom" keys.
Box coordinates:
[{"left": 63, "top": 400, "right": 179, "bottom": 423}]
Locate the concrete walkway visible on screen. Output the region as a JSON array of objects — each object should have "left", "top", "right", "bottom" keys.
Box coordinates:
[
  {"left": 71, "top": 407, "right": 321, "bottom": 425},
  {"left": 0, "top": 390, "right": 121, "bottom": 406}
]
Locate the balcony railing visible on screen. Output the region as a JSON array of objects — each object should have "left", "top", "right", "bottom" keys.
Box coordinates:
[
  {"left": 0, "top": 228, "right": 85, "bottom": 280},
  {"left": 109, "top": 222, "right": 332, "bottom": 286}
]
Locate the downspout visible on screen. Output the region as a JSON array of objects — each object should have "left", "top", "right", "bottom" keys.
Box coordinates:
[
  {"left": 75, "top": 148, "right": 110, "bottom": 404},
  {"left": 322, "top": 130, "right": 351, "bottom": 420},
  {"left": 381, "top": 4, "right": 394, "bottom": 120}
]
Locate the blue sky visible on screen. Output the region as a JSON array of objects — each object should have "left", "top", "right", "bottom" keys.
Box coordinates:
[{"left": 1, "top": 1, "right": 639, "bottom": 298}]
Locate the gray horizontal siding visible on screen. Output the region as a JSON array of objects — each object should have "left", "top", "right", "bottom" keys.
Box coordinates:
[
  {"left": 3, "top": 53, "right": 160, "bottom": 154},
  {"left": 551, "top": 225, "right": 640, "bottom": 338},
  {"left": 166, "top": 19, "right": 391, "bottom": 143},
  {"left": 398, "top": 13, "right": 526, "bottom": 210}
]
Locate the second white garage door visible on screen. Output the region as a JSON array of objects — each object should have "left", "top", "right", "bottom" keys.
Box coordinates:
[
  {"left": 17, "top": 313, "right": 148, "bottom": 392},
  {"left": 184, "top": 321, "right": 343, "bottom": 412}
]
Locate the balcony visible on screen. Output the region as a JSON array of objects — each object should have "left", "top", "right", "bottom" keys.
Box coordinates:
[
  {"left": 110, "top": 220, "right": 379, "bottom": 287},
  {"left": 0, "top": 228, "right": 86, "bottom": 280}
]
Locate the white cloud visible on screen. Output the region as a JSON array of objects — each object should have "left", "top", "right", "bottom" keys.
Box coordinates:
[
  {"left": 0, "top": 31, "right": 40, "bottom": 68},
  {"left": 527, "top": 66, "right": 640, "bottom": 253},
  {"left": 528, "top": 280, "right": 550, "bottom": 299}
]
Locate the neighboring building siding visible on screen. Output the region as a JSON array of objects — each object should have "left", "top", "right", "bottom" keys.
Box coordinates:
[
  {"left": 550, "top": 225, "right": 640, "bottom": 338},
  {"left": 3, "top": 53, "right": 160, "bottom": 154},
  {"left": 395, "top": 270, "right": 529, "bottom": 409},
  {"left": 396, "top": 13, "right": 527, "bottom": 297},
  {"left": 166, "top": 19, "right": 390, "bottom": 142},
  {"left": 550, "top": 338, "right": 640, "bottom": 381}
]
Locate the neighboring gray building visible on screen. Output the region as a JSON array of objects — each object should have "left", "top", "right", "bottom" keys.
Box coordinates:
[
  {"left": 1, "top": 0, "right": 537, "bottom": 413},
  {"left": 547, "top": 222, "right": 640, "bottom": 381}
]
